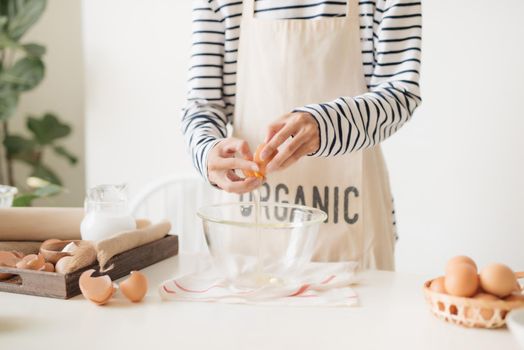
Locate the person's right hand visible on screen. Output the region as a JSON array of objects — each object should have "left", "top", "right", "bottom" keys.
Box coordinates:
[{"left": 207, "top": 137, "right": 264, "bottom": 194}]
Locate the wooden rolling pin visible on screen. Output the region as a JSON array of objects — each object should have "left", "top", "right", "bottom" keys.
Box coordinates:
[{"left": 0, "top": 207, "right": 84, "bottom": 241}]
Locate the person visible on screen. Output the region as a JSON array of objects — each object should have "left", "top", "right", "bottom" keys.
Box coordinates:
[{"left": 182, "top": 0, "right": 422, "bottom": 270}]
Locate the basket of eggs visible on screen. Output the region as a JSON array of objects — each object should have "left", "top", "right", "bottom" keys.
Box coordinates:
[{"left": 423, "top": 256, "right": 524, "bottom": 328}]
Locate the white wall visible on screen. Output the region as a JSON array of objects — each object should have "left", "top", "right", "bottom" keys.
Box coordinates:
[
  {"left": 10, "top": 0, "right": 85, "bottom": 207},
  {"left": 82, "top": 0, "right": 524, "bottom": 275},
  {"left": 386, "top": 0, "right": 524, "bottom": 274},
  {"left": 82, "top": 0, "right": 194, "bottom": 191}
]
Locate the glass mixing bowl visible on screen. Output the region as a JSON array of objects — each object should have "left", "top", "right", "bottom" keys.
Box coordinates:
[{"left": 197, "top": 202, "right": 327, "bottom": 287}]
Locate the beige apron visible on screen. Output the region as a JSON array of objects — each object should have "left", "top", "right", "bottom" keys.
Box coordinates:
[{"left": 226, "top": 0, "right": 396, "bottom": 270}]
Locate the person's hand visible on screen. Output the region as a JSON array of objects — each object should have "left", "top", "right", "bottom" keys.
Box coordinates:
[
  {"left": 260, "top": 112, "right": 320, "bottom": 173},
  {"left": 208, "top": 137, "right": 264, "bottom": 193}
]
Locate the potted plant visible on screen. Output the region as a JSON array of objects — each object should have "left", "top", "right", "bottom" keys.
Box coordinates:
[{"left": 0, "top": 0, "right": 77, "bottom": 206}]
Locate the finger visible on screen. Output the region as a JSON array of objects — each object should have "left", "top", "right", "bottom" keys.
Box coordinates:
[
  {"left": 213, "top": 157, "right": 259, "bottom": 173},
  {"left": 260, "top": 123, "right": 298, "bottom": 161},
  {"left": 273, "top": 142, "right": 312, "bottom": 172},
  {"left": 264, "top": 122, "right": 285, "bottom": 144},
  {"left": 227, "top": 170, "right": 243, "bottom": 182},
  {"left": 218, "top": 175, "right": 264, "bottom": 194},
  {"left": 227, "top": 170, "right": 262, "bottom": 182},
  {"left": 221, "top": 138, "right": 253, "bottom": 159},
  {"left": 266, "top": 131, "right": 308, "bottom": 172}
]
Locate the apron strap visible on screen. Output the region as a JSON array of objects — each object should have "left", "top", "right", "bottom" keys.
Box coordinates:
[
  {"left": 242, "top": 0, "right": 255, "bottom": 19},
  {"left": 347, "top": 0, "right": 359, "bottom": 22}
]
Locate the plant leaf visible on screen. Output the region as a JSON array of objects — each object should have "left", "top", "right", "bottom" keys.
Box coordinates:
[
  {"left": 3, "top": 134, "right": 35, "bottom": 156},
  {"left": 0, "top": 88, "right": 18, "bottom": 121},
  {"left": 31, "top": 163, "right": 61, "bottom": 185},
  {"left": 53, "top": 145, "right": 77, "bottom": 165},
  {"left": 13, "top": 193, "right": 38, "bottom": 207},
  {"left": 0, "top": 31, "right": 18, "bottom": 49},
  {"left": 33, "top": 183, "right": 62, "bottom": 197},
  {"left": 0, "top": 16, "right": 7, "bottom": 30},
  {"left": 22, "top": 42, "right": 45, "bottom": 57},
  {"left": 6, "top": 0, "right": 46, "bottom": 40},
  {"left": 27, "top": 113, "right": 71, "bottom": 144},
  {"left": 0, "top": 35, "right": 45, "bottom": 57},
  {"left": 0, "top": 57, "right": 45, "bottom": 91},
  {"left": 12, "top": 183, "right": 62, "bottom": 207}
]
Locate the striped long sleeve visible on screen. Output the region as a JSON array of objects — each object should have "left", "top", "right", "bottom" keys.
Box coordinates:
[{"left": 181, "top": 0, "right": 422, "bottom": 180}]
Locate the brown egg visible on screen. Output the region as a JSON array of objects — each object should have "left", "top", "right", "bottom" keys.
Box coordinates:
[
  {"left": 40, "top": 262, "right": 55, "bottom": 272},
  {"left": 79, "top": 269, "right": 115, "bottom": 305},
  {"left": 55, "top": 256, "right": 74, "bottom": 274},
  {"left": 446, "top": 256, "right": 477, "bottom": 273},
  {"left": 465, "top": 293, "right": 499, "bottom": 320},
  {"left": 120, "top": 271, "right": 148, "bottom": 302},
  {"left": 479, "top": 263, "right": 517, "bottom": 298},
  {"left": 505, "top": 293, "right": 524, "bottom": 302},
  {"left": 15, "top": 253, "right": 45, "bottom": 270},
  {"left": 429, "top": 276, "right": 447, "bottom": 294},
  {"left": 0, "top": 251, "right": 22, "bottom": 280},
  {"left": 444, "top": 263, "right": 479, "bottom": 297},
  {"left": 514, "top": 280, "right": 522, "bottom": 292}
]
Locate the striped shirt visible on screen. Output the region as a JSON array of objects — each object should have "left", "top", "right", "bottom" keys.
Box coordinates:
[{"left": 182, "top": 0, "right": 422, "bottom": 181}]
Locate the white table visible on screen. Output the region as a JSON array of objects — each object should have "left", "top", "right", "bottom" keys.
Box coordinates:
[{"left": 0, "top": 256, "right": 520, "bottom": 350}]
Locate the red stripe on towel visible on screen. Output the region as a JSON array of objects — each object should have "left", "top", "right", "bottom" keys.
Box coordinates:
[
  {"left": 288, "top": 284, "right": 311, "bottom": 297},
  {"left": 174, "top": 280, "right": 223, "bottom": 294},
  {"left": 321, "top": 275, "right": 336, "bottom": 284},
  {"left": 163, "top": 285, "right": 176, "bottom": 294}
]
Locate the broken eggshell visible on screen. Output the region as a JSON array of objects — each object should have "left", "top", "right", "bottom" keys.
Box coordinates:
[
  {"left": 0, "top": 251, "right": 23, "bottom": 280},
  {"left": 79, "top": 269, "right": 116, "bottom": 305},
  {"left": 15, "top": 253, "right": 45, "bottom": 270},
  {"left": 54, "top": 256, "right": 74, "bottom": 274},
  {"left": 120, "top": 271, "right": 148, "bottom": 302},
  {"left": 39, "top": 239, "right": 80, "bottom": 264},
  {"left": 40, "top": 262, "right": 55, "bottom": 272},
  {"left": 61, "top": 242, "right": 78, "bottom": 253}
]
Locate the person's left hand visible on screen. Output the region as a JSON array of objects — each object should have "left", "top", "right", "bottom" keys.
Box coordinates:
[{"left": 260, "top": 112, "right": 320, "bottom": 173}]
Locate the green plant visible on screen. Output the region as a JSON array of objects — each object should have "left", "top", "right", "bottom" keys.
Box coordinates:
[{"left": 0, "top": 0, "right": 77, "bottom": 206}]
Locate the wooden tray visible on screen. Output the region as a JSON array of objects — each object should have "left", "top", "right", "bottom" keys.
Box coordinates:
[{"left": 0, "top": 235, "right": 178, "bottom": 299}]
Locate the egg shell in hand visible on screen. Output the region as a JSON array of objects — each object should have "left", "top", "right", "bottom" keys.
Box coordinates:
[
  {"left": 242, "top": 143, "right": 277, "bottom": 178},
  {"left": 120, "top": 271, "right": 148, "bottom": 302},
  {"left": 444, "top": 263, "right": 479, "bottom": 297}
]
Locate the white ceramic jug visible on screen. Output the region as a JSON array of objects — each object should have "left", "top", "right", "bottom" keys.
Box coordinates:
[{"left": 80, "top": 184, "right": 136, "bottom": 241}]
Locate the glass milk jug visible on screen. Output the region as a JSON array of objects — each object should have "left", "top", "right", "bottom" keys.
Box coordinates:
[{"left": 80, "top": 184, "right": 136, "bottom": 241}]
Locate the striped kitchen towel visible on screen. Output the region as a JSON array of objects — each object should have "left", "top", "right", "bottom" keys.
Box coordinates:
[{"left": 159, "top": 261, "right": 359, "bottom": 306}]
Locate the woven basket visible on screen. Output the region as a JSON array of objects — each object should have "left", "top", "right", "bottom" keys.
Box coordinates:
[{"left": 423, "top": 272, "right": 524, "bottom": 328}]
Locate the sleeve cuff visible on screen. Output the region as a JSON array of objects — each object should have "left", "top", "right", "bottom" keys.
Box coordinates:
[
  {"left": 293, "top": 105, "right": 330, "bottom": 157},
  {"left": 201, "top": 138, "right": 223, "bottom": 187}
]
